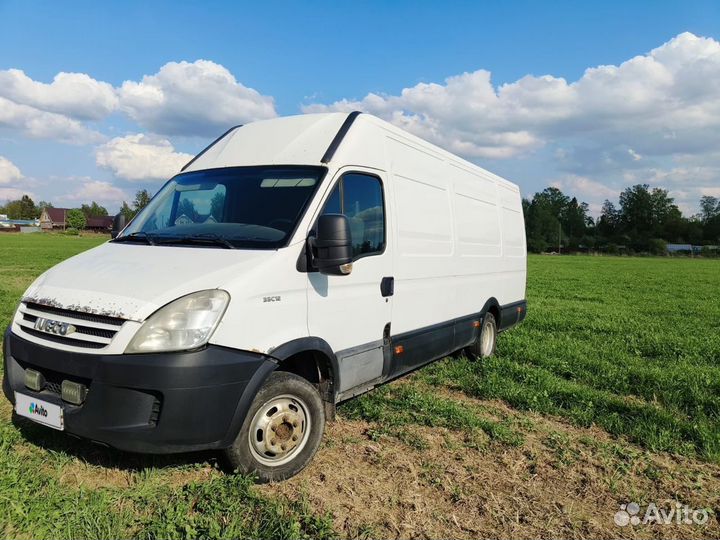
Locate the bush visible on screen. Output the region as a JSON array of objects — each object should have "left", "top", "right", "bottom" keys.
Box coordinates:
[
  {"left": 527, "top": 236, "right": 548, "bottom": 253},
  {"left": 648, "top": 238, "right": 668, "bottom": 256},
  {"left": 66, "top": 208, "right": 86, "bottom": 230},
  {"left": 700, "top": 246, "right": 719, "bottom": 258},
  {"left": 62, "top": 228, "right": 80, "bottom": 236}
]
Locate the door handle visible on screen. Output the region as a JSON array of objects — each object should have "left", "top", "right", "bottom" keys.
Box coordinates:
[{"left": 381, "top": 276, "right": 394, "bottom": 297}]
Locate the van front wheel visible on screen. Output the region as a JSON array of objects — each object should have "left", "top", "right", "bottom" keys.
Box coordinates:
[
  {"left": 224, "top": 371, "right": 325, "bottom": 483},
  {"left": 466, "top": 312, "right": 497, "bottom": 358}
]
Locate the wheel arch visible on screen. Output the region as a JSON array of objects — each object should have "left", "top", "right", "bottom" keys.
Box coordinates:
[
  {"left": 480, "top": 297, "right": 501, "bottom": 323},
  {"left": 268, "top": 337, "right": 339, "bottom": 397},
  {"left": 220, "top": 337, "right": 340, "bottom": 448}
]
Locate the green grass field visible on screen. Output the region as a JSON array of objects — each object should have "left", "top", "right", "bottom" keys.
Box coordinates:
[
  {"left": 417, "top": 255, "right": 720, "bottom": 459},
  {"left": 1, "top": 234, "right": 719, "bottom": 538}
]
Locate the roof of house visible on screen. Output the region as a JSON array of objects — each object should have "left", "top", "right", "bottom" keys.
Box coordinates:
[
  {"left": 43, "top": 208, "right": 69, "bottom": 222},
  {"left": 86, "top": 216, "right": 114, "bottom": 228},
  {"left": 42, "top": 209, "right": 113, "bottom": 228}
]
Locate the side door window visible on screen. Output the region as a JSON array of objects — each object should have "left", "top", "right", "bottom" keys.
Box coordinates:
[{"left": 321, "top": 173, "right": 385, "bottom": 259}]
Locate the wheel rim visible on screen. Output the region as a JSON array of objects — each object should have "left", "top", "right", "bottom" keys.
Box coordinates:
[
  {"left": 481, "top": 321, "right": 495, "bottom": 356},
  {"left": 248, "top": 394, "right": 311, "bottom": 467}
]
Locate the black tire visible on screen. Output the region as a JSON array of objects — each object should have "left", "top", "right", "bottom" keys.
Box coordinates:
[
  {"left": 466, "top": 312, "right": 497, "bottom": 359},
  {"left": 224, "top": 371, "right": 325, "bottom": 483}
]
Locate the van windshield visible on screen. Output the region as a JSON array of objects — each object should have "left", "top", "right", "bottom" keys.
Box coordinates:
[{"left": 115, "top": 166, "right": 326, "bottom": 249}]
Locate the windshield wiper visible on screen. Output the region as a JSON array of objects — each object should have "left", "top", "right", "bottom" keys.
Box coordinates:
[
  {"left": 112, "top": 232, "right": 157, "bottom": 245},
  {"left": 155, "top": 233, "right": 237, "bottom": 249}
]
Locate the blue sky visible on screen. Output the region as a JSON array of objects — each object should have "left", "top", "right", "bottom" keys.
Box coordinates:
[{"left": 1, "top": 0, "right": 719, "bottom": 215}]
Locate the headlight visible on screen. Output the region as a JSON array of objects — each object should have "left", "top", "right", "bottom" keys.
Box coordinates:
[{"left": 125, "top": 290, "right": 230, "bottom": 353}]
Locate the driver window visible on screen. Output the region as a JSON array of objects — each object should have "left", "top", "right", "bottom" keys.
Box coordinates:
[{"left": 321, "top": 173, "right": 385, "bottom": 258}]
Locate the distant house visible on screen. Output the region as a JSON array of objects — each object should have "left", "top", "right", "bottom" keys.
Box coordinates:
[
  {"left": 39, "top": 208, "right": 113, "bottom": 231},
  {"left": 86, "top": 216, "right": 114, "bottom": 231},
  {"left": 40, "top": 208, "right": 68, "bottom": 230}
]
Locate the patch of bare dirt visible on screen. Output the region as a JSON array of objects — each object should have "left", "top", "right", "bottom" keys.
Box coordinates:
[
  {"left": 56, "top": 461, "right": 218, "bottom": 490},
  {"left": 262, "top": 399, "right": 720, "bottom": 539}
]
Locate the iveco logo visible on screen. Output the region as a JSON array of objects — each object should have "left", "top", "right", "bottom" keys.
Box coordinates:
[{"left": 34, "top": 317, "right": 76, "bottom": 336}]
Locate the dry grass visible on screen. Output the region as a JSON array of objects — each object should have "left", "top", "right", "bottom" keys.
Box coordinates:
[{"left": 263, "top": 388, "right": 720, "bottom": 539}]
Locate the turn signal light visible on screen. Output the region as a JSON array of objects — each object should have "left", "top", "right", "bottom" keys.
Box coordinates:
[
  {"left": 472, "top": 321, "right": 481, "bottom": 328},
  {"left": 394, "top": 345, "right": 404, "bottom": 355}
]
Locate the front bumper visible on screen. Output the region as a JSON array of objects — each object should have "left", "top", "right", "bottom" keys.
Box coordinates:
[{"left": 2, "top": 328, "right": 276, "bottom": 454}]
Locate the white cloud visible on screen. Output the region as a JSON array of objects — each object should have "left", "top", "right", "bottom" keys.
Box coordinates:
[
  {"left": 305, "top": 32, "right": 720, "bottom": 165},
  {"left": 60, "top": 180, "right": 128, "bottom": 204},
  {"left": 638, "top": 165, "right": 720, "bottom": 186},
  {"left": 0, "top": 69, "right": 118, "bottom": 121},
  {"left": 0, "top": 68, "right": 112, "bottom": 143},
  {"left": 0, "top": 96, "right": 105, "bottom": 144},
  {"left": 96, "top": 133, "right": 193, "bottom": 181},
  {"left": 0, "top": 187, "right": 33, "bottom": 201},
  {"left": 119, "top": 60, "right": 277, "bottom": 137},
  {"left": 0, "top": 156, "right": 23, "bottom": 185},
  {"left": 0, "top": 156, "right": 35, "bottom": 203},
  {"left": 305, "top": 70, "right": 546, "bottom": 159},
  {"left": 699, "top": 186, "right": 720, "bottom": 197},
  {"left": 550, "top": 175, "right": 618, "bottom": 200},
  {"left": 0, "top": 61, "right": 276, "bottom": 142}
]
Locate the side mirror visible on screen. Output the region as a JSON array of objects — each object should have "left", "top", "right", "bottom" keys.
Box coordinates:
[
  {"left": 111, "top": 213, "right": 126, "bottom": 239},
  {"left": 312, "top": 214, "right": 353, "bottom": 275}
]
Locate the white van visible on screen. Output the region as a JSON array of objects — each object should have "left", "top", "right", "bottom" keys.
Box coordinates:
[{"left": 3, "top": 112, "right": 526, "bottom": 481}]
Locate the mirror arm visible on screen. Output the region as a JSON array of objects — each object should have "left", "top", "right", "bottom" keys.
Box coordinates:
[{"left": 307, "top": 235, "right": 318, "bottom": 270}]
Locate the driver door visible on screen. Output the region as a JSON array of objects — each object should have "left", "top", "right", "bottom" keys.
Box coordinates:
[{"left": 307, "top": 170, "right": 393, "bottom": 396}]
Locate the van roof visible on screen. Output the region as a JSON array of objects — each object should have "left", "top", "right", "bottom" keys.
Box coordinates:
[
  {"left": 183, "top": 112, "right": 519, "bottom": 191},
  {"left": 183, "top": 113, "right": 350, "bottom": 171}
]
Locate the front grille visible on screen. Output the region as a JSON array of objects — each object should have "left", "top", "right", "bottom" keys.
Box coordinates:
[
  {"left": 45, "top": 381, "right": 62, "bottom": 395},
  {"left": 24, "top": 301, "right": 125, "bottom": 326},
  {"left": 22, "top": 313, "right": 116, "bottom": 339},
  {"left": 18, "top": 327, "right": 108, "bottom": 349},
  {"left": 16, "top": 302, "right": 126, "bottom": 350}
]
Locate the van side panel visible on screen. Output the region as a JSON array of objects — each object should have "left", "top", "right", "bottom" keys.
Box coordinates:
[
  {"left": 451, "top": 163, "right": 501, "bottom": 258},
  {"left": 497, "top": 183, "right": 527, "bottom": 303},
  {"left": 377, "top": 125, "right": 526, "bottom": 343},
  {"left": 387, "top": 137, "right": 458, "bottom": 334},
  {"left": 449, "top": 163, "right": 505, "bottom": 324}
]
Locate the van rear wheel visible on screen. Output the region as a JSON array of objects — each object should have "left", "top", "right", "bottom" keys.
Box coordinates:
[
  {"left": 466, "top": 312, "right": 497, "bottom": 358},
  {"left": 224, "top": 371, "right": 325, "bottom": 483}
]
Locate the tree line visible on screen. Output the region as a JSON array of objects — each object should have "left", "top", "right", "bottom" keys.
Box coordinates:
[
  {"left": 0, "top": 189, "right": 153, "bottom": 229},
  {"left": 523, "top": 184, "right": 720, "bottom": 254},
  {"left": 4, "top": 183, "right": 719, "bottom": 252}
]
